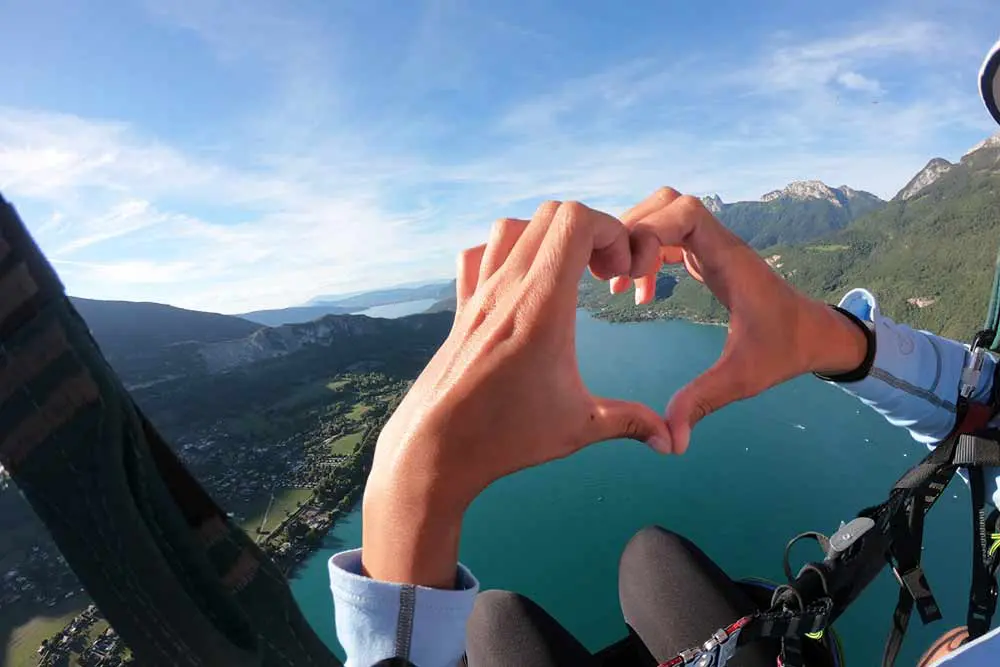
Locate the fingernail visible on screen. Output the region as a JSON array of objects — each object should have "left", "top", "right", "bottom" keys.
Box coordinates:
[
  {"left": 634, "top": 290, "right": 641, "bottom": 305},
  {"left": 647, "top": 436, "right": 672, "bottom": 454},
  {"left": 610, "top": 282, "right": 617, "bottom": 295}
]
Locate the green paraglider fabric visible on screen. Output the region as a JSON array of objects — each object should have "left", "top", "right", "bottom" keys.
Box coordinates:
[{"left": 0, "top": 194, "right": 342, "bottom": 667}]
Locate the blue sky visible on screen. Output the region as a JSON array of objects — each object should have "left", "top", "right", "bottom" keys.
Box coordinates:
[{"left": 1, "top": 0, "right": 999, "bottom": 313}]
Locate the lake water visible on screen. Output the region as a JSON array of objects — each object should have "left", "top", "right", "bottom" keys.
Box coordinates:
[
  {"left": 356, "top": 299, "right": 439, "bottom": 319},
  {"left": 290, "top": 311, "right": 974, "bottom": 666}
]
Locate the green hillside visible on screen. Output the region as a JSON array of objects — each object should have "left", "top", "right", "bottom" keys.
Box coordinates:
[{"left": 580, "top": 138, "right": 1000, "bottom": 342}]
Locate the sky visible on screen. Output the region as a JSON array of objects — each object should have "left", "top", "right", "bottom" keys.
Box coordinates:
[{"left": 1, "top": 0, "right": 999, "bottom": 314}]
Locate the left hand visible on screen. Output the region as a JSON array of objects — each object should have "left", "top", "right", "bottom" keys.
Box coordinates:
[
  {"left": 611, "top": 190, "right": 868, "bottom": 454},
  {"left": 362, "top": 195, "right": 674, "bottom": 589}
]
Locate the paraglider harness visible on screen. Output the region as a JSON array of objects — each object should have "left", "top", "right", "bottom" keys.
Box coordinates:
[{"left": 661, "top": 316, "right": 1000, "bottom": 667}]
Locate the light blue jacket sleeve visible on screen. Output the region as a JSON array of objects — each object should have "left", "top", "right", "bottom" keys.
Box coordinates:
[
  {"left": 328, "top": 549, "right": 478, "bottom": 667},
  {"left": 830, "top": 288, "right": 1000, "bottom": 508}
]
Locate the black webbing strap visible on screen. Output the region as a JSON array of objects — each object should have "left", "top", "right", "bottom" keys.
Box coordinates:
[
  {"left": 737, "top": 598, "right": 834, "bottom": 646},
  {"left": 880, "top": 434, "right": 961, "bottom": 667},
  {"left": 967, "top": 466, "right": 998, "bottom": 639},
  {"left": 955, "top": 434, "right": 1000, "bottom": 466},
  {"left": 780, "top": 636, "right": 803, "bottom": 667}
]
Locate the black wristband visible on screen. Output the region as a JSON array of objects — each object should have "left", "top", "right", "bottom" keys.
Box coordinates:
[{"left": 812, "top": 305, "right": 876, "bottom": 383}]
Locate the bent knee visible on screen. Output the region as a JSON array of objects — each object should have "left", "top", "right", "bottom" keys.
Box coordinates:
[{"left": 621, "top": 526, "right": 689, "bottom": 569}]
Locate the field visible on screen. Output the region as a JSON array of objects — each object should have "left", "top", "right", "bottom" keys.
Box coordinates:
[
  {"left": 327, "top": 431, "right": 364, "bottom": 456},
  {"left": 241, "top": 487, "right": 314, "bottom": 536},
  {"left": 2, "top": 597, "right": 84, "bottom": 667},
  {"left": 347, "top": 402, "right": 370, "bottom": 420},
  {"left": 804, "top": 244, "right": 850, "bottom": 252}
]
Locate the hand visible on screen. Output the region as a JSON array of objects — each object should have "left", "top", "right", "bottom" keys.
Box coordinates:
[
  {"left": 610, "top": 189, "right": 868, "bottom": 454},
  {"left": 362, "top": 196, "right": 674, "bottom": 589}
]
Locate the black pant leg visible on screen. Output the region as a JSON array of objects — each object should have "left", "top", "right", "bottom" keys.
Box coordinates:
[
  {"left": 618, "top": 526, "right": 778, "bottom": 667},
  {"left": 465, "top": 590, "right": 599, "bottom": 667}
]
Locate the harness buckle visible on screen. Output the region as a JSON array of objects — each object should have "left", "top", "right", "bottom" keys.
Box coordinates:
[
  {"left": 961, "top": 346, "right": 988, "bottom": 399},
  {"left": 662, "top": 621, "right": 746, "bottom": 667},
  {"left": 892, "top": 565, "right": 942, "bottom": 623}
]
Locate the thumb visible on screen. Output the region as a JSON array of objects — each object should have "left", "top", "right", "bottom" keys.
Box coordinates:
[
  {"left": 588, "top": 396, "right": 673, "bottom": 454},
  {"left": 665, "top": 358, "right": 748, "bottom": 454}
]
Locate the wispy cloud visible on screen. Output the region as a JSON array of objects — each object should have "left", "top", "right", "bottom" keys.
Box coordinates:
[{"left": 1, "top": 2, "right": 998, "bottom": 313}]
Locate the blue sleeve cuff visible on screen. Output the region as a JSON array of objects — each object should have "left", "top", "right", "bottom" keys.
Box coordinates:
[{"left": 329, "top": 548, "right": 479, "bottom": 667}]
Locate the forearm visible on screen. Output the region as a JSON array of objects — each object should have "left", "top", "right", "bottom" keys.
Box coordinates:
[
  {"left": 824, "top": 289, "right": 994, "bottom": 443},
  {"left": 360, "top": 474, "right": 465, "bottom": 590},
  {"left": 817, "top": 289, "right": 1000, "bottom": 507}
]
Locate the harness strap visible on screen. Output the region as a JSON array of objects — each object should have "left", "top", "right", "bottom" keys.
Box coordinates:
[
  {"left": 967, "top": 466, "right": 998, "bottom": 639},
  {"left": 955, "top": 434, "right": 1000, "bottom": 466}
]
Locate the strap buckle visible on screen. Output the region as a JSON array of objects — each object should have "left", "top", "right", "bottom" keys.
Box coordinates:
[
  {"left": 659, "top": 618, "right": 750, "bottom": 667},
  {"left": 962, "top": 346, "right": 988, "bottom": 399},
  {"left": 892, "top": 565, "right": 942, "bottom": 623}
]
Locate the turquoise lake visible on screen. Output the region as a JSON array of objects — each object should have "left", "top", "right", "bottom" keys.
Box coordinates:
[{"left": 290, "top": 311, "right": 975, "bottom": 666}]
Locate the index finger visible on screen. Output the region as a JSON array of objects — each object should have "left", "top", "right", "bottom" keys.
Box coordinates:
[
  {"left": 532, "top": 201, "right": 632, "bottom": 302},
  {"left": 631, "top": 195, "right": 756, "bottom": 291},
  {"left": 629, "top": 195, "right": 728, "bottom": 276}
]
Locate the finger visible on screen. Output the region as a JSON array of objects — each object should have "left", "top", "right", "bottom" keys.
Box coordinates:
[
  {"left": 631, "top": 195, "right": 738, "bottom": 270},
  {"left": 661, "top": 246, "right": 685, "bottom": 265},
  {"left": 456, "top": 244, "right": 486, "bottom": 310},
  {"left": 664, "top": 355, "right": 750, "bottom": 454},
  {"left": 610, "top": 275, "right": 631, "bottom": 294},
  {"left": 623, "top": 188, "right": 684, "bottom": 281},
  {"left": 587, "top": 396, "right": 673, "bottom": 453},
  {"left": 503, "top": 200, "right": 562, "bottom": 276},
  {"left": 479, "top": 218, "right": 529, "bottom": 286},
  {"left": 634, "top": 274, "right": 657, "bottom": 305},
  {"left": 620, "top": 186, "right": 683, "bottom": 225},
  {"left": 533, "top": 201, "right": 632, "bottom": 299}
]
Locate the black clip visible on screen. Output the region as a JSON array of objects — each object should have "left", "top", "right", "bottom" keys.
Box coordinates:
[{"left": 893, "top": 566, "right": 942, "bottom": 624}]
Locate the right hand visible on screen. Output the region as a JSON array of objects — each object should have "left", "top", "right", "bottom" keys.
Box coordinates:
[
  {"left": 362, "top": 195, "right": 675, "bottom": 589},
  {"left": 610, "top": 189, "right": 869, "bottom": 454}
]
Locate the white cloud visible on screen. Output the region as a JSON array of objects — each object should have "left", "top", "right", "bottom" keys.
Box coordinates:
[
  {"left": 836, "top": 71, "right": 883, "bottom": 94},
  {"left": 2, "top": 9, "right": 998, "bottom": 314}
]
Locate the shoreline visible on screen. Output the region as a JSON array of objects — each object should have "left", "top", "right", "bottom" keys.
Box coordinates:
[{"left": 584, "top": 307, "right": 728, "bottom": 328}]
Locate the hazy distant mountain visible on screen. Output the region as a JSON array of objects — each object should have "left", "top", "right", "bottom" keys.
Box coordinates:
[
  {"left": 240, "top": 304, "right": 356, "bottom": 326},
  {"left": 701, "top": 181, "right": 885, "bottom": 248},
  {"left": 309, "top": 281, "right": 454, "bottom": 309},
  {"left": 71, "top": 297, "right": 263, "bottom": 387},
  {"left": 239, "top": 281, "right": 456, "bottom": 326},
  {"left": 425, "top": 296, "right": 458, "bottom": 313}
]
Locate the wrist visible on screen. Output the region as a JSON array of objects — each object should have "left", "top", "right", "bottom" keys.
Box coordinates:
[
  {"left": 361, "top": 469, "right": 467, "bottom": 590},
  {"left": 802, "top": 299, "right": 871, "bottom": 378}
]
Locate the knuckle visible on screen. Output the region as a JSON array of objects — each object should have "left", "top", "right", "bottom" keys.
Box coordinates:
[
  {"left": 535, "top": 200, "right": 561, "bottom": 218},
  {"left": 490, "top": 217, "right": 516, "bottom": 238},
  {"left": 654, "top": 186, "right": 682, "bottom": 202},
  {"left": 692, "top": 397, "right": 716, "bottom": 422},
  {"left": 675, "top": 194, "right": 706, "bottom": 214},
  {"left": 556, "top": 200, "right": 587, "bottom": 226},
  {"left": 457, "top": 246, "right": 480, "bottom": 266},
  {"left": 620, "top": 418, "right": 643, "bottom": 440}
]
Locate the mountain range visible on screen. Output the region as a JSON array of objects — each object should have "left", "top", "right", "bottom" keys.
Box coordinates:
[
  {"left": 580, "top": 132, "right": 1000, "bottom": 341},
  {"left": 64, "top": 131, "right": 1000, "bottom": 358},
  {"left": 240, "top": 281, "right": 454, "bottom": 326},
  {"left": 701, "top": 181, "right": 886, "bottom": 248}
]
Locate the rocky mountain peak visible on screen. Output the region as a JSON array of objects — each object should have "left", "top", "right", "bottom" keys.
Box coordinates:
[
  {"left": 761, "top": 180, "right": 843, "bottom": 206},
  {"left": 962, "top": 133, "right": 1000, "bottom": 158},
  {"left": 895, "top": 158, "right": 954, "bottom": 201},
  {"left": 701, "top": 194, "right": 724, "bottom": 214}
]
